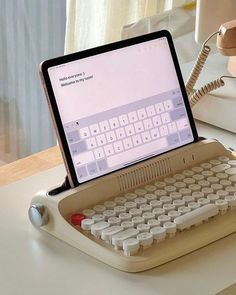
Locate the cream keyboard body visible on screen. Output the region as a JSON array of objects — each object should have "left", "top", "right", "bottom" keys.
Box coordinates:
[{"left": 29, "top": 139, "right": 236, "bottom": 272}]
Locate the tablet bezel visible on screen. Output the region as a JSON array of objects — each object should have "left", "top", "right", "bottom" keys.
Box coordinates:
[{"left": 40, "top": 30, "right": 198, "bottom": 188}]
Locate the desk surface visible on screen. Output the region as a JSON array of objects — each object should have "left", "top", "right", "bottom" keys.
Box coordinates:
[{"left": 1, "top": 121, "right": 236, "bottom": 295}]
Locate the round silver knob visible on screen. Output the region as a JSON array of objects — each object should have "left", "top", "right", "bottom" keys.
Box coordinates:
[{"left": 28, "top": 203, "right": 49, "bottom": 228}]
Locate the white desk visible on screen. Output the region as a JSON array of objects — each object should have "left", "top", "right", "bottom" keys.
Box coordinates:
[{"left": 1, "top": 122, "right": 236, "bottom": 295}]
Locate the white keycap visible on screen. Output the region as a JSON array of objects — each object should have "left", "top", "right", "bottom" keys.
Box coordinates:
[
  {"left": 114, "top": 206, "right": 126, "bottom": 215},
  {"left": 152, "top": 207, "right": 165, "bottom": 217},
  {"left": 201, "top": 171, "right": 214, "bottom": 178},
  {"left": 150, "top": 226, "right": 166, "bottom": 242},
  {"left": 225, "top": 195, "right": 236, "bottom": 208},
  {"left": 170, "top": 192, "right": 182, "bottom": 200},
  {"left": 189, "top": 184, "right": 201, "bottom": 192},
  {"left": 188, "top": 202, "right": 200, "bottom": 210},
  {"left": 164, "top": 177, "right": 176, "bottom": 184},
  {"left": 225, "top": 168, "right": 236, "bottom": 175},
  {"left": 132, "top": 216, "right": 145, "bottom": 226},
  {"left": 99, "top": 120, "right": 110, "bottom": 132},
  {"left": 147, "top": 219, "right": 160, "bottom": 228},
  {"left": 91, "top": 221, "right": 110, "bottom": 237},
  {"left": 229, "top": 175, "right": 236, "bottom": 183},
  {"left": 198, "top": 198, "right": 210, "bottom": 206},
  {"left": 101, "top": 225, "right": 123, "bottom": 242},
  {"left": 155, "top": 192, "right": 168, "bottom": 201},
  {"left": 150, "top": 200, "right": 162, "bottom": 208},
  {"left": 215, "top": 199, "right": 228, "bottom": 214},
  {"left": 134, "top": 188, "right": 147, "bottom": 196},
  {"left": 183, "top": 195, "right": 194, "bottom": 204},
  {"left": 216, "top": 172, "right": 228, "bottom": 179},
  {"left": 163, "top": 221, "right": 177, "bottom": 237},
  {"left": 198, "top": 180, "right": 210, "bottom": 188},
  {"left": 193, "top": 174, "right": 204, "bottom": 181},
  {"left": 135, "top": 197, "right": 147, "bottom": 206},
  {"left": 145, "top": 193, "right": 157, "bottom": 202},
  {"left": 182, "top": 170, "right": 194, "bottom": 177},
  {"left": 200, "top": 163, "right": 212, "bottom": 170},
  {"left": 119, "top": 212, "right": 132, "bottom": 221},
  {"left": 174, "top": 173, "right": 185, "bottom": 180},
  {"left": 216, "top": 190, "right": 229, "bottom": 199},
  {"left": 93, "top": 205, "right": 106, "bottom": 213},
  {"left": 125, "top": 192, "right": 137, "bottom": 200},
  {"left": 168, "top": 210, "right": 181, "bottom": 221},
  {"left": 228, "top": 160, "right": 236, "bottom": 167},
  {"left": 220, "top": 180, "right": 232, "bottom": 188},
  {"left": 192, "top": 166, "right": 203, "bottom": 173},
  {"left": 207, "top": 176, "right": 219, "bottom": 184},
  {"left": 174, "top": 204, "right": 219, "bottom": 230},
  {"left": 158, "top": 214, "right": 171, "bottom": 225},
  {"left": 107, "top": 216, "right": 121, "bottom": 226},
  {"left": 154, "top": 181, "right": 166, "bottom": 188},
  {"left": 137, "top": 223, "right": 150, "bottom": 233},
  {"left": 165, "top": 185, "right": 177, "bottom": 193},
  {"left": 137, "top": 108, "right": 147, "bottom": 120},
  {"left": 92, "top": 214, "right": 105, "bottom": 222},
  {"left": 142, "top": 211, "right": 155, "bottom": 222},
  {"left": 82, "top": 209, "right": 95, "bottom": 218},
  {"left": 129, "top": 208, "right": 142, "bottom": 217},
  {"left": 207, "top": 194, "right": 219, "bottom": 203},
  {"left": 174, "top": 182, "right": 186, "bottom": 189},
  {"left": 226, "top": 186, "right": 236, "bottom": 195},
  {"left": 160, "top": 196, "right": 172, "bottom": 204},
  {"left": 123, "top": 238, "right": 140, "bottom": 256},
  {"left": 218, "top": 156, "right": 230, "bottom": 162},
  {"left": 112, "top": 228, "right": 139, "bottom": 248},
  {"left": 179, "top": 188, "right": 192, "bottom": 196},
  {"left": 121, "top": 221, "right": 134, "bottom": 229},
  {"left": 211, "top": 164, "right": 231, "bottom": 173},
  {"left": 173, "top": 199, "right": 185, "bottom": 208},
  {"left": 104, "top": 201, "right": 117, "bottom": 209},
  {"left": 183, "top": 178, "right": 195, "bottom": 185},
  {"left": 139, "top": 204, "right": 152, "bottom": 213},
  {"left": 210, "top": 159, "right": 222, "bottom": 165},
  {"left": 137, "top": 232, "right": 153, "bottom": 248},
  {"left": 192, "top": 191, "right": 204, "bottom": 200},
  {"left": 178, "top": 206, "right": 191, "bottom": 215},
  {"left": 211, "top": 183, "right": 223, "bottom": 192},
  {"left": 163, "top": 203, "right": 175, "bottom": 213},
  {"left": 114, "top": 197, "right": 127, "bottom": 205},
  {"left": 201, "top": 187, "right": 214, "bottom": 197},
  {"left": 81, "top": 218, "right": 94, "bottom": 230},
  {"left": 103, "top": 210, "right": 116, "bottom": 220}
]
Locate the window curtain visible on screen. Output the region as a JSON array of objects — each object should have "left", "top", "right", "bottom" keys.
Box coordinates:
[{"left": 65, "top": 0, "right": 167, "bottom": 54}]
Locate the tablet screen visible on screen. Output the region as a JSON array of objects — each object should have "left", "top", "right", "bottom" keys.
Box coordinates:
[{"left": 43, "top": 31, "right": 197, "bottom": 186}]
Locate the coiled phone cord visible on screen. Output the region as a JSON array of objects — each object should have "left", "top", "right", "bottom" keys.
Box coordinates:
[
  {"left": 185, "top": 31, "right": 219, "bottom": 96},
  {"left": 189, "top": 76, "right": 236, "bottom": 107}
]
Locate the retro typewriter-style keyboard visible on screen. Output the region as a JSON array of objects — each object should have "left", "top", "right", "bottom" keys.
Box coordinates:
[{"left": 69, "top": 155, "right": 236, "bottom": 256}]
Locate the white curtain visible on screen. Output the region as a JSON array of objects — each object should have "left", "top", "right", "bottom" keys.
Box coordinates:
[{"left": 65, "top": 0, "right": 168, "bottom": 54}]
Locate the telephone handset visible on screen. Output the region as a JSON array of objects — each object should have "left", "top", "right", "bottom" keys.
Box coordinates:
[{"left": 186, "top": 19, "right": 236, "bottom": 108}]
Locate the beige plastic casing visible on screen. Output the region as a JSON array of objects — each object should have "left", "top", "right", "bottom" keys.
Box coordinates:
[{"left": 30, "top": 139, "right": 236, "bottom": 272}]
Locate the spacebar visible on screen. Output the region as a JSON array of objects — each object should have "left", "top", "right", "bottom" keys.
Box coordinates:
[{"left": 107, "top": 137, "right": 167, "bottom": 167}]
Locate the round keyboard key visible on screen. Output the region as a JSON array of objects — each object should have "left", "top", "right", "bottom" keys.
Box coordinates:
[
  {"left": 124, "top": 201, "right": 137, "bottom": 210},
  {"left": 163, "top": 221, "right": 177, "bottom": 237},
  {"left": 134, "top": 188, "right": 147, "bottom": 196},
  {"left": 174, "top": 181, "right": 186, "bottom": 189},
  {"left": 215, "top": 172, "right": 228, "bottom": 179},
  {"left": 189, "top": 184, "right": 201, "bottom": 192},
  {"left": 201, "top": 187, "right": 214, "bottom": 197},
  {"left": 132, "top": 216, "right": 144, "bottom": 226},
  {"left": 150, "top": 199, "right": 162, "bottom": 208},
  {"left": 164, "top": 177, "right": 176, "bottom": 184},
  {"left": 200, "top": 163, "right": 212, "bottom": 170},
  {"left": 140, "top": 204, "right": 152, "bottom": 213},
  {"left": 225, "top": 168, "right": 236, "bottom": 175},
  {"left": 107, "top": 216, "right": 121, "bottom": 225},
  {"left": 198, "top": 198, "right": 210, "bottom": 206},
  {"left": 173, "top": 199, "right": 185, "bottom": 208},
  {"left": 92, "top": 214, "right": 105, "bottom": 222},
  {"left": 182, "top": 170, "right": 194, "bottom": 177},
  {"left": 192, "top": 166, "right": 203, "bottom": 173},
  {"left": 229, "top": 175, "right": 236, "bottom": 184},
  {"left": 137, "top": 232, "right": 153, "bottom": 248},
  {"left": 125, "top": 193, "right": 137, "bottom": 200},
  {"left": 183, "top": 178, "right": 195, "bottom": 185},
  {"left": 173, "top": 174, "right": 185, "bottom": 181},
  {"left": 165, "top": 185, "right": 177, "bottom": 193},
  {"left": 207, "top": 194, "right": 219, "bottom": 203},
  {"left": 178, "top": 206, "right": 191, "bottom": 215},
  {"left": 154, "top": 189, "right": 167, "bottom": 197},
  {"left": 158, "top": 214, "right": 171, "bottom": 225},
  {"left": 211, "top": 163, "right": 231, "bottom": 173},
  {"left": 104, "top": 201, "right": 116, "bottom": 209},
  {"left": 160, "top": 196, "right": 172, "bottom": 204},
  {"left": 210, "top": 159, "right": 222, "bottom": 165},
  {"left": 102, "top": 225, "right": 123, "bottom": 242},
  {"left": 145, "top": 193, "right": 157, "bottom": 202},
  {"left": 82, "top": 209, "right": 95, "bottom": 218},
  {"left": 192, "top": 191, "right": 204, "bottom": 200},
  {"left": 168, "top": 210, "right": 181, "bottom": 220},
  {"left": 119, "top": 212, "right": 131, "bottom": 221},
  {"left": 170, "top": 192, "right": 182, "bottom": 200},
  {"left": 193, "top": 174, "right": 204, "bottom": 181},
  {"left": 144, "top": 185, "right": 157, "bottom": 192},
  {"left": 129, "top": 208, "right": 142, "bottom": 217},
  {"left": 154, "top": 181, "right": 166, "bottom": 189},
  {"left": 121, "top": 220, "right": 134, "bottom": 229},
  {"left": 150, "top": 226, "right": 166, "bottom": 242},
  {"left": 123, "top": 238, "right": 140, "bottom": 256},
  {"left": 114, "top": 196, "right": 127, "bottom": 205},
  {"left": 137, "top": 223, "right": 150, "bottom": 233},
  {"left": 216, "top": 190, "right": 229, "bottom": 199},
  {"left": 188, "top": 201, "right": 200, "bottom": 210},
  {"left": 228, "top": 160, "right": 236, "bottom": 167},
  {"left": 163, "top": 203, "right": 175, "bottom": 213},
  {"left": 142, "top": 211, "right": 155, "bottom": 222},
  {"left": 91, "top": 221, "right": 109, "bottom": 237},
  {"left": 201, "top": 170, "right": 214, "bottom": 178},
  {"left": 198, "top": 180, "right": 210, "bottom": 188},
  {"left": 218, "top": 156, "right": 230, "bottom": 162},
  {"left": 225, "top": 195, "right": 236, "bottom": 208},
  {"left": 70, "top": 213, "right": 86, "bottom": 226},
  {"left": 152, "top": 207, "right": 165, "bottom": 217},
  {"left": 93, "top": 204, "right": 106, "bottom": 213},
  {"left": 215, "top": 199, "right": 228, "bottom": 214},
  {"left": 207, "top": 176, "right": 219, "bottom": 184},
  {"left": 183, "top": 195, "right": 194, "bottom": 204},
  {"left": 211, "top": 183, "right": 223, "bottom": 192},
  {"left": 179, "top": 188, "right": 192, "bottom": 196},
  {"left": 114, "top": 205, "right": 126, "bottom": 215},
  {"left": 226, "top": 186, "right": 236, "bottom": 195},
  {"left": 81, "top": 218, "right": 94, "bottom": 230},
  {"left": 220, "top": 179, "right": 232, "bottom": 188},
  {"left": 103, "top": 209, "right": 116, "bottom": 220},
  {"left": 134, "top": 197, "right": 147, "bottom": 207},
  {"left": 147, "top": 219, "right": 160, "bottom": 228}
]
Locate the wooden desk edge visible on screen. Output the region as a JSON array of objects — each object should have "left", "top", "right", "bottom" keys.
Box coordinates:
[{"left": 0, "top": 146, "right": 63, "bottom": 186}]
